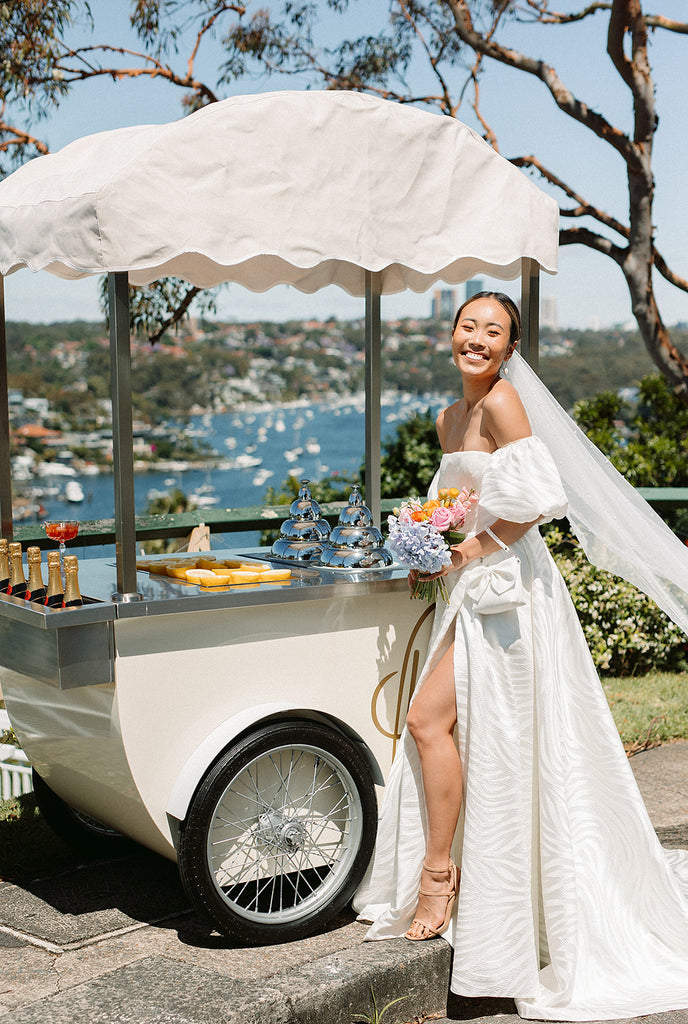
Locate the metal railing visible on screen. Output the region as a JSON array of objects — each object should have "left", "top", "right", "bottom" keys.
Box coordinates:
[
  {"left": 11, "top": 499, "right": 404, "bottom": 550},
  {"left": 0, "top": 710, "right": 32, "bottom": 800},
  {"left": 0, "top": 745, "right": 32, "bottom": 799},
  {"left": 10, "top": 490, "right": 686, "bottom": 552}
]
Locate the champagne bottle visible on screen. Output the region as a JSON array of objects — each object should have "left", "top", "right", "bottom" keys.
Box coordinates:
[
  {"left": 0, "top": 538, "right": 9, "bottom": 593},
  {"left": 25, "top": 546, "right": 46, "bottom": 603},
  {"left": 8, "top": 542, "right": 27, "bottom": 598},
  {"left": 44, "top": 550, "right": 64, "bottom": 608},
  {"left": 63, "top": 554, "right": 83, "bottom": 608}
]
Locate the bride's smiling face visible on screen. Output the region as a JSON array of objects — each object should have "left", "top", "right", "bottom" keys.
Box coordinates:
[{"left": 451, "top": 297, "right": 515, "bottom": 380}]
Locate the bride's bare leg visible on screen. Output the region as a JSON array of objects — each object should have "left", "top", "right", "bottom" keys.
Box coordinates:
[{"left": 404, "top": 640, "right": 462, "bottom": 938}]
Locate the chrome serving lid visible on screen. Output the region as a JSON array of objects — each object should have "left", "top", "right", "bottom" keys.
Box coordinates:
[
  {"left": 270, "top": 479, "right": 331, "bottom": 561},
  {"left": 317, "top": 486, "right": 394, "bottom": 569}
]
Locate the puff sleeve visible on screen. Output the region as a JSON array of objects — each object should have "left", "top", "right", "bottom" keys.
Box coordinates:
[{"left": 478, "top": 435, "right": 567, "bottom": 525}]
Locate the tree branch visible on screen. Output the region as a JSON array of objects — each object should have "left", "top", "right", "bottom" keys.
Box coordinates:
[
  {"left": 653, "top": 250, "right": 688, "bottom": 295},
  {"left": 0, "top": 121, "right": 50, "bottom": 157},
  {"left": 520, "top": 1, "right": 611, "bottom": 24},
  {"left": 512, "top": 153, "right": 687, "bottom": 295},
  {"left": 53, "top": 44, "right": 220, "bottom": 105},
  {"left": 645, "top": 15, "right": 688, "bottom": 34},
  {"left": 445, "top": 0, "right": 645, "bottom": 174},
  {"left": 469, "top": 52, "right": 500, "bottom": 150},
  {"left": 148, "top": 285, "right": 204, "bottom": 345},
  {"left": 519, "top": 2, "right": 687, "bottom": 33},
  {"left": 559, "top": 225, "right": 626, "bottom": 264},
  {"left": 186, "top": 3, "right": 246, "bottom": 81},
  {"left": 397, "top": 0, "right": 458, "bottom": 116},
  {"left": 511, "top": 154, "right": 629, "bottom": 237},
  {"left": 607, "top": 0, "right": 655, "bottom": 146}
]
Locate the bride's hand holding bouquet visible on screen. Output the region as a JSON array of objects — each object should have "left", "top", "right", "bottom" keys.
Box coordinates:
[{"left": 387, "top": 487, "right": 478, "bottom": 601}]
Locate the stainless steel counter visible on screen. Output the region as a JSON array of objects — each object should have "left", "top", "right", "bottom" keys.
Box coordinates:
[
  {"left": 0, "top": 548, "right": 407, "bottom": 624},
  {"left": 115, "top": 547, "right": 408, "bottom": 619},
  {"left": 0, "top": 548, "right": 411, "bottom": 689}
]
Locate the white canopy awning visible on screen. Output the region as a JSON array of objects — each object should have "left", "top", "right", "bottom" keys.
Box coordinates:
[{"left": 0, "top": 90, "right": 558, "bottom": 294}]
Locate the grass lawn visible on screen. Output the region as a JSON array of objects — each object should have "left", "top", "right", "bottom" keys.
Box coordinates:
[{"left": 603, "top": 671, "right": 688, "bottom": 751}]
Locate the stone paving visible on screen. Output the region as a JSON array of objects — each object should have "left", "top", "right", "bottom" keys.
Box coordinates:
[{"left": 1, "top": 744, "right": 688, "bottom": 1023}]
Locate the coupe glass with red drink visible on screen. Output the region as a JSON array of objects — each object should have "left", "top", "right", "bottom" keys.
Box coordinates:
[{"left": 44, "top": 520, "right": 79, "bottom": 564}]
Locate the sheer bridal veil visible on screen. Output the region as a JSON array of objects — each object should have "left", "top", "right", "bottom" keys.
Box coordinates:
[{"left": 508, "top": 350, "right": 688, "bottom": 636}]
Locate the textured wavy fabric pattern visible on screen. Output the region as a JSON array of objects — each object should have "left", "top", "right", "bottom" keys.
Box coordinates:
[{"left": 353, "top": 436, "right": 688, "bottom": 1020}]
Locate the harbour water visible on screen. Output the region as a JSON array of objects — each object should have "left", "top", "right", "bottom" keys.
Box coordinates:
[{"left": 32, "top": 391, "right": 450, "bottom": 552}]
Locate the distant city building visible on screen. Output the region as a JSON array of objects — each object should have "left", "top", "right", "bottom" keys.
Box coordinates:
[
  {"left": 431, "top": 288, "right": 456, "bottom": 321},
  {"left": 465, "top": 278, "right": 485, "bottom": 301},
  {"left": 541, "top": 295, "right": 559, "bottom": 330}
]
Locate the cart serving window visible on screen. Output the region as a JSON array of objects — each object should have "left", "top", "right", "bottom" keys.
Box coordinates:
[{"left": 0, "top": 90, "right": 558, "bottom": 943}]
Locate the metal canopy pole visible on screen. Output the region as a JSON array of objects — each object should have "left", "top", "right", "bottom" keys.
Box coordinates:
[
  {"left": 0, "top": 276, "right": 13, "bottom": 540},
  {"left": 108, "top": 272, "right": 142, "bottom": 602},
  {"left": 520, "top": 257, "right": 541, "bottom": 372},
  {"left": 364, "top": 270, "right": 382, "bottom": 527}
]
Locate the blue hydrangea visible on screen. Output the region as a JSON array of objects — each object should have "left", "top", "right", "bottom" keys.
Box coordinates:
[{"left": 387, "top": 515, "right": 453, "bottom": 574}]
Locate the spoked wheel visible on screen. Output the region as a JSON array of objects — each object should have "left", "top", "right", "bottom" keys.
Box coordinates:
[
  {"left": 32, "top": 769, "right": 137, "bottom": 857},
  {"left": 177, "top": 721, "right": 378, "bottom": 945}
]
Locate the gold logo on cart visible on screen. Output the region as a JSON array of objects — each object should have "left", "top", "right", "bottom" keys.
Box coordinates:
[{"left": 371, "top": 604, "right": 434, "bottom": 759}]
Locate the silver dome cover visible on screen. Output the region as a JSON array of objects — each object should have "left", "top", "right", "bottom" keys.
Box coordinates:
[
  {"left": 271, "top": 479, "right": 331, "bottom": 561},
  {"left": 318, "top": 486, "right": 393, "bottom": 569}
]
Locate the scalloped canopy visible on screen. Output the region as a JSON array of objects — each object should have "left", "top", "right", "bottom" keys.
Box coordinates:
[{"left": 0, "top": 90, "right": 558, "bottom": 295}]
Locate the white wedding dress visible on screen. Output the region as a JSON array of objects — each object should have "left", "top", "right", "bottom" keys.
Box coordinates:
[{"left": 353, "top": 435, "right": 688, "bottom": 1021}]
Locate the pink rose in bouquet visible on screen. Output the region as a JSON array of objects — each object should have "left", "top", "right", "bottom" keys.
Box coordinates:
[
  {"left": 387, "top": 486, "right": 478, "bottom": 601},
  {"left": 430, "top": 505, "right": 453, "bottom": 531}
]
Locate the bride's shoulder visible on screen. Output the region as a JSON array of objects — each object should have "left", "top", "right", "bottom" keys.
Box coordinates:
[
  {"left": 436, "top": 399, "right": 462, "bottom": 448},
  {"left": 483, "top": 379, "right": 531, "bottom": 446},
  {"left": 484, "top": 377, "right": 520, "bottom": 408},
  {"left": 436, "top": 398, "right": 462, "bottom": 422}
]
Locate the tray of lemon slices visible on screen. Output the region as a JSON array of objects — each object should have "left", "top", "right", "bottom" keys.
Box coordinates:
[{"left": 135, "top": 554, "right": 293, "bottom": 589}]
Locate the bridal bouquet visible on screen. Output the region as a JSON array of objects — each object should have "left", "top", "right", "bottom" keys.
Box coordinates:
[{"left": 387, "top": 487, "right": 478, "bottom": 602}]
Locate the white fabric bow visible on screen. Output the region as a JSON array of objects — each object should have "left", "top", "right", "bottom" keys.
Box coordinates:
[{"left": 464, "top": 556, "right": 525, "bottom": 615}]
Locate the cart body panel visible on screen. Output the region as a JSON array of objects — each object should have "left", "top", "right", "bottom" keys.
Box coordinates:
[{"left": 1, "top": 558, "right": 433, "bottom": 860}]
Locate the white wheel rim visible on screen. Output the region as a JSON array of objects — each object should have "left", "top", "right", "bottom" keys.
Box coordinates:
[{"left": 205, "top": 743, "right": 364, "bottom": 924}]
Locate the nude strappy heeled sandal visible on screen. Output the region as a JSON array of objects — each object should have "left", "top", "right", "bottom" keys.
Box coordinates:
[{"left": 405, "top": 860, "right": 458, "bottom": 941}]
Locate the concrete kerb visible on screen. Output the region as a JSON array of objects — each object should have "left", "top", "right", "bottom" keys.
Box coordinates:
[{"left": 2, "top": 922, "right": 452, "bottom": 1024}]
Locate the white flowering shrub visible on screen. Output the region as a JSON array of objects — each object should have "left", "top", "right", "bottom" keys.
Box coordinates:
[{"left": 544, "top": 527, "right": 688, "bottom": 676}]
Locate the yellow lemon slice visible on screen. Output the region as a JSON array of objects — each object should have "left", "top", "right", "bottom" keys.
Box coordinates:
[
  {"left": 216, "top": 558, "right": 246, "bottom": 568},
  {"left": 185, "top": 568, "right": 221, "bottom": 585},
  {"left": 167, "top": 562, "right": 200, "bottom": 580},
  {"left": 206, "top": 570, "right": 235, "bottom": 584},
  {"left": 259, "top": 569, "right": 292, "bottom": 583},
  {"left": 197, "top": 555, "right": 218, "bottom": 569},
  {"left": 225, "top": 569, "right": 261, "bottom": 585},
  {"left": 163, "top": 561, "right": 195, "bottom": 577},
  {"left": 148, "top": 561, "right": 171, "bottom": 575}
]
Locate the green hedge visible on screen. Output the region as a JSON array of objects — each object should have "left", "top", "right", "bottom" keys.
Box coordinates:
[{"left": 545, "top": 528, "right": 688, "bottom": 677}]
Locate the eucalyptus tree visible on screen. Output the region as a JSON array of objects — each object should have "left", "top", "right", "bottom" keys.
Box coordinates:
[
  {"left": 2, "top": 0, "right": 688, "bottom": 388},
  {"left": 0, "top": 0, "right": 253, "bottom": 338},
  {"left": 226, "top": 0, "right": 688, "bottom": 391}
]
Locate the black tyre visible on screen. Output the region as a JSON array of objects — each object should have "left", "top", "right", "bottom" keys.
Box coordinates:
[
  {"left": 32, "top": 769, "right": 137, "bottom": 857},
  {"left": 177, "top": 721, "right": 378, "bottom": 945}
]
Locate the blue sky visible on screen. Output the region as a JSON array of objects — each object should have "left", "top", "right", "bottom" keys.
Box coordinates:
[{"left": 4, "top": 0, "right": 687, "bottom": 330}]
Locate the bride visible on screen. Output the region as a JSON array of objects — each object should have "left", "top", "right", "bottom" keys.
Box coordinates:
[{"left": 353, "top": 291, "right": 688, "bottom": 1021}]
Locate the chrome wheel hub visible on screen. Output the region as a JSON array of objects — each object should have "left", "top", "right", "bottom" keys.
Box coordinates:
[{"left": 255, "top": 810, "right": 309, "bottom": 854}]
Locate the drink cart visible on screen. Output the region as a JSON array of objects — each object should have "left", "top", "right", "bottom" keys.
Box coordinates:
[{"left": 0, "top": 91, "right": 558, "bottom": 944}]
